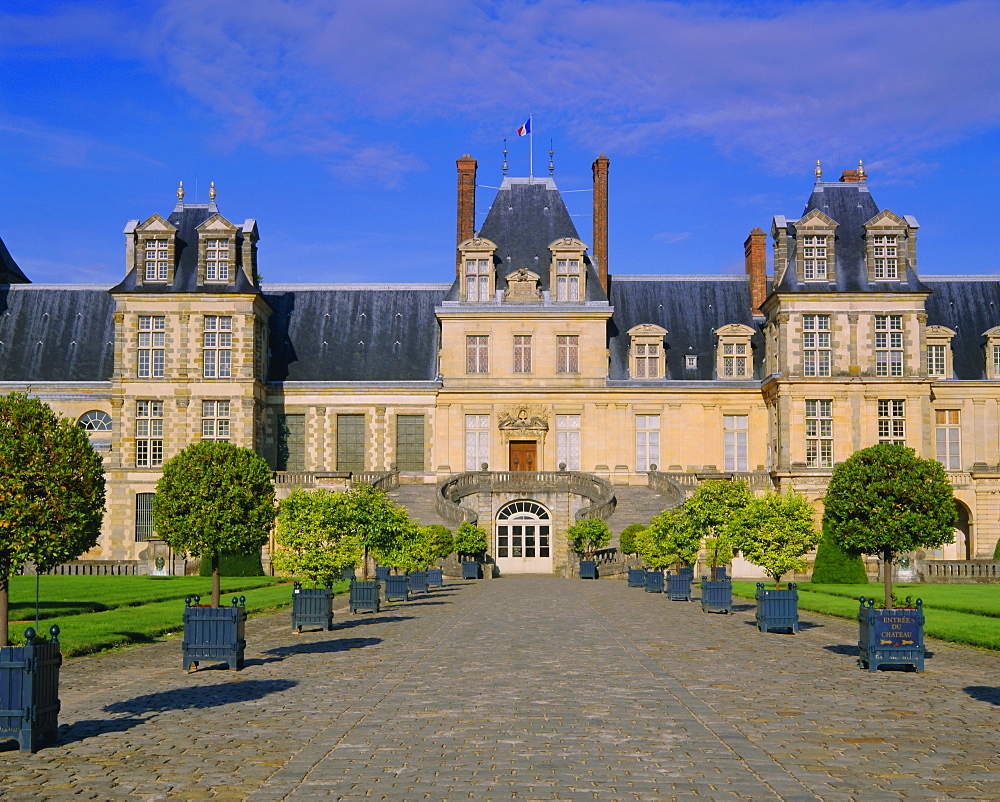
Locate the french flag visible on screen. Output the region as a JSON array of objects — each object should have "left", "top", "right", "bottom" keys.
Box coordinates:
[{"left": 517, "top": 117, "right": 531, "bottom": 137}]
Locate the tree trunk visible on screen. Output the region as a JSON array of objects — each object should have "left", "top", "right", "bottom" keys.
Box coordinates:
[
  {"left": 0, "top": 577, "right": 8, "bottom": 647},
  {"left": 883, "top": 550, "right": 893, "bottom": 609},
  {"left": 362, "top": 545, "right": 369, "bottom": 581},
  {"left": 773, "top": 574, "right": 783, "bottom": 590},
  {"left": 212, "top": 555, "right": 221, "bottom": 608}
]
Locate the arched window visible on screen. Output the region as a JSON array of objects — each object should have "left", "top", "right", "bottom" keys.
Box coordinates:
[
  {"left": 497, "top": 500, "right": 550, "bottom": 521},
  {"left": 79, "top": 410, "right": 112, "bottom": 432}
]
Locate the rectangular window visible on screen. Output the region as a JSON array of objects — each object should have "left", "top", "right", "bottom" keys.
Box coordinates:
[
  {"left": 254, "top": 319, "right": 267, "bottom": 380},
  {"left": 144, "top": 240, "right": 170, "bottom": 281},
  {"left": 685, "top": 354, "right": 698, "bottom": 370},
  {"left": 135, "top": 493, "right": 156, "bottom": 542},
  {"left": 635, "top": 343, "right": 660, "bottom": 378},
  {"left": 395, "top": 414, "right": 425, "bottom": 472},
  {"left": 873, "top": 235, "right": 898, "bottom": 279},
  {"left": 802, "top": 235, "right": 828, "bottom": 281},
  {"left": 935, "top": 410, "right": 960, "bottom": 471},
  {"left": 928, "top": 344, "right": 946, "bottom": 377},
  {"left": 205, "top": 238, "right": 230, "bottom": 282},
  {"left": 466, "top": 335, "right": 488, "bottom": 373},
  {"left": 556, "top": 335, "right": 579, "bottom": 373},
  {"left": 201, "top": 400, "right": 230, "bottom": 441},
  {"left": 276, "top": 414, "right": 305, "bottom": 471},
  {"left": 556, "top": 415, "right": 581, "bottom": 471},
  {"left": 877, "top": 400, "right": 906, "bottom": 445},
  {"left": 805, "top": 400, "right": 833, "bottom": 468},
  {"left": 465, "top": 259, "right": 491, "bottom": 302},
  {"left": 723, "top": 343, "right": 748, "bottom": 378},
  {"left": 635, "top": 414, "right": 660, "bottom": 472},
  {"left": 555, "top": 259, "right": 581, "bottom": 301},
  {"left": 875, "top": 315, "right": 904, "bottom": 377},
  {"left": 136, "top": 400, "right": 164, "bottom": 467},
  {"left": 137, "top": 315, "right": 165, "bottom": 378},
  {"left": 336, "top": 414, "right": 366, "bottom": 472},
  {"left": 513, "top": 335, "right": 532, "bottom": 373},
  {"left": 465, "top": 414, "right": 490, "bottom": 471},
  {"left": 204, "top": 315, "right": 233, "bottom": 378},
  {"left": 724, "top": 415, "right": 748, "bottom": 472},
  {"left": 993, "top": 345, "right": 1000, "bottom": 378},
  {"left": 802, "top": 314, "right": 831, "bottom": 377}
]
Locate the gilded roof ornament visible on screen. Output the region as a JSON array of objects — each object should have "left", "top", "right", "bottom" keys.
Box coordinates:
[
  {"left": 858, "top": 160, "right": 867, "bottom": 180},
  {"left": 814, "top": 160, "right": 822, "bottom": 180},
  {"left": 209, "top": 181, "right": 216, "bottom": 202},
  {"left": 177, "top": 180, "right": 185, "bottom": 202}
]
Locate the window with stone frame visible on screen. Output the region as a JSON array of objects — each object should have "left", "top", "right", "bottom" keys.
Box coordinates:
[
  {"left": 714, "top": 324, "right": 754, "bottom": 379},
  {"left": 724, "top": 415, "right": 748, "bottom": 471},
  {"left": 927, "top": 344, "right": 947, "bottom": 377},
  {"left": 137, "top": 315, "right": 165, "bottom": 378},
  {"left": 254, "top": 318, "right": 268, "bottom": 380},
  {"left": 465, "top": 414, "right": 490, "bottom": 470},
  {"left": 800, "top": 234, "right": 829, "bottom": 281},
  {"left": 983, "top": 327, "right": 1000, "bottom": 379},
  {"left": 627, "top": 324, "right": 667, "bottom": 379},
  {"left": 556, "top": 335, "right": 579, "bottom": 373},
  {"left": 513, "top": 335, "right": 532, "bottom": 373},
  {"left": 395, "top": 414, "right": 425, "bottom": 472},
  {"left": 549, "top": 238, "right": 587, "bottom": 302},
  {"left": 872, "top": 234, "right": 899, "bottom": 279},
  {"left": 874, "top": 315, "right": 904, "bottom": 377},
  {"left": 877, "top": 400, "right": 906, "bottom": 445},
  {"left": 203, "top": 315, "right": 233, "bottom": 378},
  {"left": 635, "top": 415, "right": 659, "bottom": 471},
  {"left": 136, "top": 400, "right": 164, "bottom": 467},
  {"left": 79, "top": 410, "right": 112, "bottom": 432},
  {"left": 805, "top": 399, "right": 833, "bottom": 468},
  {"left": 204, "top": 238, "right": 231, "bottom": 282},
  {"left": 135, "top": 493, "right": 156, "bottom": 542},
  {"left": 464, "top": 258, "right": 491, "bottom": 302},
  {"left": 201, "top": 400, "right": 230, "bottom": 441},
  {"left": 466, "top": 335, "right": 488, "bottom": 373},
  {"left": 864, "top": 212, "right": 913, "bottom": 283},
  {"left": 458, "top": 238, "right": 497, "bottom": 302},
  {"left": 935, "top": 409, "right": 960, "bottom": 471},
  {"left": 143, "top": 238, "right": 171, "bottom": 282},
  {"left": 336, "top": 414, "right": 365, "bottom": 471},
  {"left": 276, "top": 413, "right": 305, "bottom": 471},
  {"left": 556, "top": 414, "right": 581, "bottom": 471},
  {"left": 802, "top": 314, "right": 831, "bottom": 377},
  {"left": 793, "top": 211, "right": 836, "bottom": 284}
]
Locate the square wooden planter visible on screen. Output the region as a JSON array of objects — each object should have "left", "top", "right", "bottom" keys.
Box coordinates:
[
  {"left": 0, "top": 626, "right": 62, "bottom": 752},
  {"left": 349, "top": 580, "right": 382, "bottom": 614},
  {"left": 857, "top": 597, "right": 925, "bottom": 672},
  {"left": 291, "top": 583, "right": 334, "bottom": 633},
  {"left": 462, "top": 561, "right": 480, "bottom": 580},
  {"left": 627, "top": 568, "right": 646, "bottom": 588},
  {"left": 579, "top": 560, "right": 598, "bottom": 580},
  {"left": 755, "top": 584, "right": 799, "bottom": 633},
  {"left": 666, "top": 572, "right": 693, "bottom": 601},
  {"left": 384, "top": 575, "right": 410, "bottom": 602},
  {"left": 644, "top": 570, "right": 664, "bottom": 593},
  {"left": 426, "top": 568, "right": 444, "bottom": 588},
  {"left": 182, "top": 596, "right": 246, "bottom": 672},
  {"left": 408, "top": 571, "right": 430, "bottom": 593},
  {"left": 700, "top": 577, "right": 732, "bottom": 614}
]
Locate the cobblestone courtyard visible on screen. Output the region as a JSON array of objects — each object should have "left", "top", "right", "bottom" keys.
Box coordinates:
[{"left": 1, "top": 576, "right": 998, "bottom": 800}]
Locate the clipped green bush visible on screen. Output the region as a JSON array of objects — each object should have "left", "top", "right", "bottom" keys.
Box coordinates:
[
  {"left": 618, "top": 524, "right": 646, "bottom": 557},
  {"left": 811, "top": 523, "right": 868, "bottom": 584},
  {"left": 994, "top": 539, "right": 1000, "bottom": 560},
  {"left": 199, "top": 551, "right": 265, "bottom": 577}
]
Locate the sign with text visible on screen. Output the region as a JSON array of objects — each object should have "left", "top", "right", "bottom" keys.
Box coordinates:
[{"left": 871, "top": 610, "right": 922, "bottom": 649}]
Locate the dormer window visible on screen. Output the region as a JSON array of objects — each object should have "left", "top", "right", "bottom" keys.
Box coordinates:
[
  {"left": 801, "top": 235, "right": 828, "bottom": 281},
  {"left": 205, "top": 238, "right": 230, "bottom": 282},
  {"left": 925, "top": 326, "right": 956, "bottom": 379},
  {"left": 714, "top": 324, "right": 755, "bottom": 379},
  {"left": 983, "top": 327, "right": 1000, "bottom": 379},
  {"left": 132, "top": 214, "right": 177, "bottom": 285},
  {"left": 794, "top": 210, "right": 837, "bottom": 284},
  {"left": 685, "top": 354, "right": 698, "bottom": 370},
  {"left": 143, "top": 239, "right": 170, "bottom": 281},
  {"left": 627, "top": 324, "right": 667, "bottom": 380},
  {"left": 873, "top": 235, "right": 898, "bottom": 279},
  {"left": 548, "top": 238, "right": 587, "bottom": 302},
  {"left": 865, "top": 210, "right": 917, "bottom": 282},
  {"left": 196, "top": 214, "right": 239, "bottom": 286},
  {"left": 457, "top": 237, "right": 497, "bottom": 302}
]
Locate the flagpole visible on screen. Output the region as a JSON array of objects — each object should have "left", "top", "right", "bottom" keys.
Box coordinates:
[{"left": 529, "top": 113, "right": 533, "bottom": 180}]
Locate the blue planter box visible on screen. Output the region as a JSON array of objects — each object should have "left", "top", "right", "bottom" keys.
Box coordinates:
[
  {"left": 341, "top": 566, "right": 356, "bottom": 582},
  {"left": 182, "top": 596, "right": 246, "bottom": 672},
  {"left": 462, "top": 561, "right": 480, "bottom": 580},
  {"left": 700, "top": 578, "right": 732, "bottom": 613},
  {"left": 857, "top": 597, "right": 925, "bottom": 672},
  {"left": 579, "top": 560, "right": 597, "bottom": 579},
  {"left": 644, "top": 570, "right": 664, "bottom": 593},
  {"left": 627, "top": 568, "right": 646, "bottom": 588},
  {"left": 375, "top": 566, "right": 392, "bottom": 583},
  {"left": 427, "top": 568, "right": 444, "bottom": 588},
  {"left": 0, "top": 626, "right": 62, "bottom": 752},
  {"left": 666, "top": 573, "right": 693, "bottom": 601},
  {"left": 755, "top": 584, "right": 799, "bottom": 633},
  {"left": 291, "top": 583, "right": 334, "bottom": 633},
  {"left": 349, "top": 580, "right": 381, "bottom": 614},
  {"left": 384, "top": 575, "right": 410, "bottom": 602},
  {"left": 408, "top": 571, "right": 430, "bottom": 593},
  {"left": 710, "top": 565, "right": 728, "bottom": 581}
]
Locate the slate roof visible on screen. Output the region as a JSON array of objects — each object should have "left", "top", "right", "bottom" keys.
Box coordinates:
[
  {"left": 924, "top": 278, "right": 1000, "bottom": 380},
  {"left": 0, "top": 286, "right": 115, "bottom": 381},
  {"left": 775, "top": 181, "right": 927, "bottom": 293},
  {"left": 110, "top": 204, "right": 258, "bottom": 294},
  {"left": 445, "top": 177, "right": 606, "bottom": 302},
  {"left": 263, "top": 285, "right": 449, "bottom": 382},
  {"left": 607, "top": 276, "right": 763, "bottom": 381},
  {"left": 0, "top": 234, "right": 30, "bottom": 284}
]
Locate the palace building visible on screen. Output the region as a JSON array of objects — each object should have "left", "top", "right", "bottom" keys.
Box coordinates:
[{"left": 1, "top": 157, "right": 996, "bottom": 576}]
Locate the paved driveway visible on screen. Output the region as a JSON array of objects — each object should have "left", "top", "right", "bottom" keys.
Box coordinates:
[{"left": 1, "top": 577, "right": 998, "bottom": 800}]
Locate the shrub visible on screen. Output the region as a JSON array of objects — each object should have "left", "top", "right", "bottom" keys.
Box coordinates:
[
  {"left": 618, "top": 524, "right": 646, "bottom": 557},
  {"left": 199, "top": 551, "right": 265, "bottom": 577},
  {"left": 811, "top": 523, "right": 868, "bottom": 584},
  {"left": 454, "top": 522, "right": 488, "bottom": 558},
  {"left": 567, "top": 517, "right": 611, "bottom": 559}
]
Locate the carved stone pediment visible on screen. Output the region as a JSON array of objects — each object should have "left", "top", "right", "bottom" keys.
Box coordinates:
[
  {"left": 498, "top": 405, "right": 549, "bottom": 445},
  {"left": 503, "top": 268, "right": 542, "bottom": 302}
]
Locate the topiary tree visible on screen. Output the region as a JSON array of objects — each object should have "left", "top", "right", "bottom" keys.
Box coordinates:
[
  {"left": 272, "top": 488, "right": 363, "bottom": 586},
  {"left": 727, "top": 490, "right": 819, "bottom": 588},
  {"left": 811, "top": 522, "right": 869, "bottom": 584},
  {"left": 639, "top": 508, "right": 701, "bottom": 570},
  {"left": 422, "top": 524, "right": 454, "bottom": 562},
  {"left": 618, "top": 523, "right": 646, "bottom": 557},
  {"left": 567, "top": 517, "right": 611, "bottom": 560},
  {"left": 993, "top": 538, "right": 1000, "bottom": 560},
  {"left": 0, "top": 393, "right": 106, "bottom": 646},
  {"left": 154, "top": 441, "right": 275, "bottom": 607},
  {"left": 198, "top": 552, "right": 265, "bottom": 577},
  {"left": 453, "top": 521, "right": 488, "bottom": 560},
  {"left": 684, "top": 479, "right": 751, "bottom": 571},
  {"left": 343, "top": 484, "right": 410, "bottom": 580},
  {"left": 377, "top": 522, "right": 434, "bottom": 573},
  {"left": 823, "top": 443, "right": 957, "bottom": 608}
]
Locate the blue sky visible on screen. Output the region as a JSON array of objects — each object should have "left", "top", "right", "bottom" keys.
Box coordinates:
[{"left": 2, "top": 0, "right": 998, "bottom": 286}]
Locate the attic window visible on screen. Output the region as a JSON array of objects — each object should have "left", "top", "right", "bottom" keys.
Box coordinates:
[
  {"left": 714, "top": 324, "right": 755, "bottom": 379},
  {"left": 143, "top": 239, "right": 170, "bottom": 282},
  {"left": 548, "top": 238, "right": 588, "bottom": 302},
  {"left": 801, "top": 235, "right": 828, "bottom": 281},
  {"left": 627, "top": 324, "right": 667, "bottom": 380},
  {"left": 205, "top": 239, "right": 230, "bottom": 282},
  {"left": 872, "top": 235, "right": 898, "bottom": 279},
  {"left": 457, "top": 237, "right": 497, "bottom": 303},
  {"left": 685, "top": 354, "right": 698, "bottom": 370}
]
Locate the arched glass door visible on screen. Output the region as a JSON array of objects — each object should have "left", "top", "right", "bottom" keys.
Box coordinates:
[{"left": 495, "top": 500, "right": 552, "bottom": 574}]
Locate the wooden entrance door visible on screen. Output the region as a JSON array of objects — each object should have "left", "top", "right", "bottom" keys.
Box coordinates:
[{"left": 509, "top": 440, "right": 537, "bottom": 472}]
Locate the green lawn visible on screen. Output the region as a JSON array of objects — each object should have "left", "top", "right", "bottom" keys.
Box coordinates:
[
  {"left": 731, "top": 581, "right": 1000, "bottom": 651},
  {"left": 6, "top": 575, "right": 349, "bottom": 658}
]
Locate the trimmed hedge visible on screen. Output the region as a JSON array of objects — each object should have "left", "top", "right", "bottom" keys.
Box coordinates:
[
  {"left": 810, "top": 523, "right": 868, "bottom": 584},
  {"left": 199, "top": 551, "right": 265, "bottom": 577}
]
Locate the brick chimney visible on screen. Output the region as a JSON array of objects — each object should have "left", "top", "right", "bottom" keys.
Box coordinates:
[
  {"left": 592, "top": 154, "right": 609, "bottom": 294},
  {"left": 744, "top": 227, "right": 767, "bottom": 315},
  {"left": 456, "top": 154, "right": 477, "bottom": 275}
]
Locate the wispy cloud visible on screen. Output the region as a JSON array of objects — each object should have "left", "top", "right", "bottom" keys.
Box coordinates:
[
  {"left": 0, "top": 117, "right": 166, "bottom": 170},
  {"left": 4, "top": 0, "right": 998, "bottom": 177},
  {"left": 653, "top": 231, "right": 691, "bottom": 245}
]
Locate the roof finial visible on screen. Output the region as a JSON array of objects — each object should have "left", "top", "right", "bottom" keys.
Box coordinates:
[
  {"left": 209, "top": 181, "right": 216, "bottom": 202},
  {"left": 548, "top": 139, "right": 554, "bottom": 177},
  {"left": 177, "top": 180, "right": 185, "bottom": 202},
  {"left": 502, "top": 138, "right": 508, "bottom": 177},
  {"left": 814, "top": 160, "right": 822, "bottom": 181},
  {"left": 857, "top": 159, "right": 866, "bottom": 180}
]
